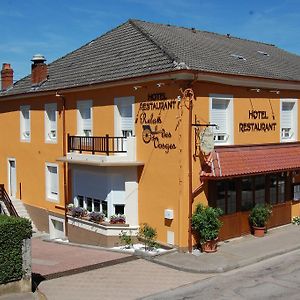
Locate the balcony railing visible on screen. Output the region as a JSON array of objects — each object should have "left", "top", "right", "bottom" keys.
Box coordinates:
[{"left": 67, "top": 134, "right": 127, "bottom": 155}]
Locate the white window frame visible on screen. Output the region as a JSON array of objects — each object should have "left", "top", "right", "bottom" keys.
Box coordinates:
[
  {"left": 20, "top": 105, "right": 30, "bottom": 142},
  {"left": 45, "top": 103, "right": 57, "bottom": 143},
  {"left": 280, "top": 99, "right": 298, "bottom": 142},
  {"left": 77, "top": 100, "right": 93, "bottom": 136},
  {"left": 209, "top": 94, "right": 234, "bottom": 145},
  {"left": 45, "top": 163, "right": 59, "bottom": 202},
  {"left": 7, "top": 157, "right": 17, "bottom": 198},
  {"left": 114, "top": 96, "right": 135, "bottom": 138}
]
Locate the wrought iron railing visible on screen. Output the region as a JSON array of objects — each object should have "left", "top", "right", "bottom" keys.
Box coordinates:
[
  {"left": 68, "top": 134, "right": 127, "bottom": 155},
  {"left": 0, "top": 184, "right": 19, "bottom": 217}
]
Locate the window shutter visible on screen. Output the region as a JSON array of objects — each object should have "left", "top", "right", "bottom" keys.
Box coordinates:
[
  {"left": 120, "top": 102, "right": 133, "bottom": 131},
  {"left": 49, "top": 108, "right": 56, "bottom": 131},
  {"left": 78, "top": 102, "right": 92, "bottom": 132},
  {"left": 211, "top": 99, "right": 228, "bottom": 133},
  {"left": 281, "top": 102, "right": 293, "bottom": 130},
  {"left": 50, "top": 166, "right": 58, "bottom": 195}
]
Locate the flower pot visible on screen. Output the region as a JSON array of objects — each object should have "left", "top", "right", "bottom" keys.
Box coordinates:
[
  {"left": 253, "top": 226, "right": 265, "bottom": 237},
  {"left": 201, "top": 238, "right": 218, "bottom": 253}
]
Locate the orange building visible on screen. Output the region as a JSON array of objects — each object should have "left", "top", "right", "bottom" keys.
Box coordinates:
[{"left": 1, "top": 20, "right": 300, "bottom": 250}]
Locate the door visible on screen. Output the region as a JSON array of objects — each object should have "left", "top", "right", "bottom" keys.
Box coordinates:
[{"left": 8, "top": 159, "right": 16, "bottom": 198}]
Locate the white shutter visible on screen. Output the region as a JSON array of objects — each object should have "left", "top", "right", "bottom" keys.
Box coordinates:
[
  {"left": 21, "top": 106, "right": 30, "bottom": 139},
  {"left": 50, "top": 166, "right": 58, "bottom": 195},
  {"left": 49, "top": 108, "right": 56, "bottom": 131},
  {"left": 281, "top": 102, "right": 293, "bottom": 129},
  {"left": 211, "top": 99, "right": 229, "bottom": 133},
  {"left": 120, "top": 102, "right": 133, "bottom": 131},
  {"left": 78, "top": 101, "right": 92, "bottom": 135}
]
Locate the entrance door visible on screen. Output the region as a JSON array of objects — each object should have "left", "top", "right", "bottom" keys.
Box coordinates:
[{"left": 8, "top": 159, "right": 16, "bottom": 198}]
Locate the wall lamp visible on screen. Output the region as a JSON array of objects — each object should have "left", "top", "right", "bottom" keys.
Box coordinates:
[
  {"left": 269, "top": 90, "right": 280, "bottom": 94},
  {"left": 250, "top": 88, "right": 261, "bottom": 93},
  {"left": 133, "top": 86, "right": 142, "bottom": 91}
]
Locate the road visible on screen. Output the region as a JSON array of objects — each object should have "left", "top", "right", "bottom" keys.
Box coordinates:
[{"left": 142, "top": 249, "right": 300, "bottom": 300}]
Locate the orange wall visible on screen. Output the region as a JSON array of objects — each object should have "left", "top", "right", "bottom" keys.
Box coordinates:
[{"left": 0, "top": 79, "right": 299, "bottom": 248}]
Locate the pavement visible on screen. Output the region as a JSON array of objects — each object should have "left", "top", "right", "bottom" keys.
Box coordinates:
[
  {"left": 1, "top": 223, "right": 300, "bottom": 300},
  {"left": 152, "top": 224, "right": 300, "bottom": 273}
]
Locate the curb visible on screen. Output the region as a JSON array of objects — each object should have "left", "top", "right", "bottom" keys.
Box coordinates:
[{"left": 151, "top": 244, "right": 300, "bottom": 274}]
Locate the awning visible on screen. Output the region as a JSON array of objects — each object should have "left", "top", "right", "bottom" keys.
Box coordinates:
[{"left": 200, "top": 142, "right": 300, "bottom": 179}]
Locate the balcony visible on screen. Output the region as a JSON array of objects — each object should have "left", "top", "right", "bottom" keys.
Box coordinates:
[{"left": 63, "top": 134, "right": 141, "bottom": 166}]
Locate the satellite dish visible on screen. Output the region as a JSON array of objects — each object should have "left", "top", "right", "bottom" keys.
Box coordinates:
[{"left": 200, "top": 127, "right": 214, "bottom": 155}]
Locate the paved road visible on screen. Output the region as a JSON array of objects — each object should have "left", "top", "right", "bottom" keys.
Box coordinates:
[
  {"left": 143, "top": 249, "right": 300, "bottom": 300},
  {"left": 38, "top": 259, "right": 211, "bottom": 300}
]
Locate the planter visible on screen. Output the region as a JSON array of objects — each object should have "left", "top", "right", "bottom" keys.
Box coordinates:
[
  {"left": 201, "top": 238, "right": 218, "bottom": 253},
  {"left": 253, "top": 226, "right": 265, "bottom": 237}
]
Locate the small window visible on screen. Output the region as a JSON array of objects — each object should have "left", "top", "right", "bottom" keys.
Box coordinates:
[
  {"left": 45, "top": 103, "right": 57, "bottom": 142},
  {"left": 294, "top": 185, "right": 300, "bottom": 201},
  {"left": 77, "top": 100, "right": 92, "bottom": 136},
  {"left": 102, "top": 200, "right": 108, "bottom": 217},
  {"left": 77, "top": 195, "right": 84, "bottom": 207},
  {"left": 114, "top": 204, "right": 125, "bottom": 215},
  {"left": 46, "top": 164, "right": 59, "bottom": 201},
  {"left": 86, "top": 197, "right": 93, "bottom": 212},
  {"left": 20, "top": 105, "right": 30, "bottom": 141}
]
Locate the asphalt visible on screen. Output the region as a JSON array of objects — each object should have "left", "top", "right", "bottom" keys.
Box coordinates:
[{"left": 152, "top": 224, "right": 300, "bottom": 273}]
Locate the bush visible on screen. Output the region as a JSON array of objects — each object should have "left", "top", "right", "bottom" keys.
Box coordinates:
[
  {"left": 249, "top": 204, "right": 272, "bottom": 227},
  {"left": 138, "top": 223, "right": 157, "bottom": 251},
  {"left": 191, "top": 204, "right": 223, "bottom": 243},
  {"left": 0, "top": 215, "right": 32, "bottom": 284},
  {"left": 119, "top": 230, "right": 133, "bottom": 248},
  {"left": 292, "top": 216, "right": 300, "bottom": 225}
]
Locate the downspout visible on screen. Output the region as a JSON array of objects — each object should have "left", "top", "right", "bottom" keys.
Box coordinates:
[{"left": 56, "top": 92, "right": 68, "bottom": 237}]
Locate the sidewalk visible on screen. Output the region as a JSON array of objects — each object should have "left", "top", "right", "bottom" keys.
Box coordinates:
[{"left": 152, "top": 224, "right": 300, "bottom": 273}]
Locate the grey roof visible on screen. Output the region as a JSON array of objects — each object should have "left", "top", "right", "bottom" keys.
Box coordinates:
[{"left": 2, "top": 19, "right": 300, "bottom": 97}]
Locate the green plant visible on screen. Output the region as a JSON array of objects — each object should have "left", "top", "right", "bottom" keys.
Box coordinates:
[
  {"left": 249, "top": 204, "right": 272, "bottom": 227},
  {"left": 119, "top": 230, "right": 133, "bottom": 248},
  {"left": 0, "top": 215, "right": 32, "bottom": 284},
  {"left": 292, "top": 216, "right": 300, "bottom": 225},
  {"left": 191, "top": 204, "right": 223, "bottom": 243},
  {"left": 138, "top": 223, "right": 157, "bottom": 251}
]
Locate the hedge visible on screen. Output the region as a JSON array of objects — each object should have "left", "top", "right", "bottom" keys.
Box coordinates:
[{"left": 0, "top": 215, "right": 32, "bottom": 284}]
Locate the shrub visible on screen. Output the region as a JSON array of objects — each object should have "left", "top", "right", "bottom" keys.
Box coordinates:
[
  {"left": 119, "top": 230, "right": 133, "bottom": 248},
  {"left": 191, "top": 204, "right": 223, "bottom": 243},
  {"left": 249, "top": 204, "right": 272, "bottom": 227},
  {"left": 138, "top": 223, "right": 157, "bottom": 251},
  {"left": 0, "top": 215, "right": 32, "bottom": 284},
  {"left": 292, "top": 216, "right": 300, "bottom": 225}
]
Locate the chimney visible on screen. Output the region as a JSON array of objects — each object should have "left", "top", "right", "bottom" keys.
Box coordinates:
[
  {"left": 31, "top": 54, "right": 47, "bottom": 85},
  {"left": 1, "top": 63, "right": 14, "bottom": 91}
]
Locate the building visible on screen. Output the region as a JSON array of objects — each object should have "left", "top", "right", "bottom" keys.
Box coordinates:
[{"left": 1, "top": 19, "right": 300, "bottom": 251}]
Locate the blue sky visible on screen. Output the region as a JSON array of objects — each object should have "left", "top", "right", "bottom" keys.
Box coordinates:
[{"left": 1, "top": 0, "right": 299, "bottom": 81}]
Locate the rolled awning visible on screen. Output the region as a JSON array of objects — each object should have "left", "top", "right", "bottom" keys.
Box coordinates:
[{"left": 200, "top": 142, "right": 300, "bottom": 179}]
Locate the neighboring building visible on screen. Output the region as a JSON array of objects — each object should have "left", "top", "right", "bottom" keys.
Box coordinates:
[{"left": 1, "top": 19, "right": 300, "bottom": 250}]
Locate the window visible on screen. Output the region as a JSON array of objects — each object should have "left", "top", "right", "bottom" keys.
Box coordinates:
[
  {"left": 77, "top": 100, "right": 92, "bottom": 136},
  {"left": 45, "top": 103, "right": 57, "bottom": 142},
  {"left": 46, "top": 163, "right": 59, "bottom": 201},
  {"left": 281, "top": 100, "right": 297, "bottom": 142},
  {"left": 210, "top": 96, "right": 233, "bottom": 145},
  {"left": 75, "top": 196, "right": 108, "bottom": 217},
  {"left": 20, "top": 105, "right": 30, "bottom": 141},
  {"left": 114, "top": 204, "right": 125, "bottom": 215},
  {"left": 115, "top": 97, "right": 134, "bottom": 138}
]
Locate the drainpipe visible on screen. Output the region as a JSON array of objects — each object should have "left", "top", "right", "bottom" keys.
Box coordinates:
[{"left": 56, "top": 92, "right": 68, "bottom": 237}]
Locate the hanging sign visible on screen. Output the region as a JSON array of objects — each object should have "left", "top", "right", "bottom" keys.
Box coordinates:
[{"left": 200, "top": 127, "right": 214, "bottom": 155}]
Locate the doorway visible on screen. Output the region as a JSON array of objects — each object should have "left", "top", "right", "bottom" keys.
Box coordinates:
[{"left": 8, "top": 158, "right": 17, "bottom": 198}]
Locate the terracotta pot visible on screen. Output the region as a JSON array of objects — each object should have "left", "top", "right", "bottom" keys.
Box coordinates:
[
  {"left": 253, "top": 226, "right": 265, "bottom": 237},
  {"left": 201, "top": 238, "right": 218, "bottom": 253}
]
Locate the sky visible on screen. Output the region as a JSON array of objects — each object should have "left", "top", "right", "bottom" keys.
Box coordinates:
[{"left": 1, "top": 0, "right": 300, "bottom": 82}]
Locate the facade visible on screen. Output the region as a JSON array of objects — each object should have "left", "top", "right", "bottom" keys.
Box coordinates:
[{"left": 1, "top": 20, "right": 300, "bottom": 250}]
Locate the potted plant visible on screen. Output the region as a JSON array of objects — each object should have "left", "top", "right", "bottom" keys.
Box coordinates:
[
  {"left": 191, "top": 204, "right": 223, "bottom": 253},
  {"left": 89, "top": 211, "right": 105, "bottom": 223},
  {"left": 110, "top": 214, "right": 126, "bottom": 224},
  {"left": 249, "top": 204, "right": 272, "bottom": 237},
  {"left": 70, "top": 207, "right": 85, "bottom": 218}
]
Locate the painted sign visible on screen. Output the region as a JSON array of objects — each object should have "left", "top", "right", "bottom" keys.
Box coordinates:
[{"left": 239, "top": 110, "right": 277, "bottom": 133}]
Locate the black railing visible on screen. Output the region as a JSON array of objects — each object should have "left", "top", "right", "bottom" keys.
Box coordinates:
[
  {"left": 0, "top": 184, "right": 19, "bottom": 217},
  {"left": 68, "top": 134, "right": 127, "bottom": 155}
]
